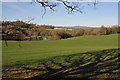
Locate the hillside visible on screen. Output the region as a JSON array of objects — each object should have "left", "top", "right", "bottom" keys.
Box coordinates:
[
  {"left": 3, "top": 34, "right": 118, "bottom": 66},
  {"left": 2, "top": 34, "right": 119, "bottom": 79}
]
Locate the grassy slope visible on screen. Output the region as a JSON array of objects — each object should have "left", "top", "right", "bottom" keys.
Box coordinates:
[{"left": 2, "top": 34, "right": 118, "bottom": 66}]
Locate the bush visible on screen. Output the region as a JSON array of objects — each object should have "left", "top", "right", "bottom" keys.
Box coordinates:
[
  {"left": 72, "top": 29, "right": 84, "bottom": 36},
  {"left": 50, "top": 30, "right": 71, "bottom": 40}
]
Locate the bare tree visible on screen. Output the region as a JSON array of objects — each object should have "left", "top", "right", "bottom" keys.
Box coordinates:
[{"left": 2, "top": 17, "right": 35, "bottom": 47}]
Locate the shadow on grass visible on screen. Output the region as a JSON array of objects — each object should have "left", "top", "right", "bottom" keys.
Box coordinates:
[{"left": 2, "top": 49, "right": 120, "bottom": 80}]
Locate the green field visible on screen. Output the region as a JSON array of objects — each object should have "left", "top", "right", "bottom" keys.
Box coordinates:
[
  {"left": 3, "top": 34, "right": 118, "bottom": 66},
  {"left": 2, "top": 34, "right": 119, "bottom": 79},
  {"left": 65, "top": 30, "right": 76, "bottom": 34}
]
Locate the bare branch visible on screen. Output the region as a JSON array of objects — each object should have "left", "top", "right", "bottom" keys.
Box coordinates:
[
  {"left": 36, "top": 0, "right": 57, "bottom": 11},
  {"left": 33, "top": 0, "right": 98, "bottom": 14},
  {"left": 25, "top": 17, "right": 35, "bottom": 23},
  {"left": 42, "top": 6, "right": 46, "bottom": 18}
]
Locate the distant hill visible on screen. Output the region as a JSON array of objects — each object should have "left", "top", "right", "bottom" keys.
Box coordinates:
[
  {"left": 55, "top": 26, "right": 91, "bottom": 29},
  {"left": 70, "top": 26, "right": 91, "bottom": 29}
]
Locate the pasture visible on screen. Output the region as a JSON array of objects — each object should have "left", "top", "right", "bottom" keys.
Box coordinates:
[{"left": 2, "top": 34, "right": 119, "bottom": 79}]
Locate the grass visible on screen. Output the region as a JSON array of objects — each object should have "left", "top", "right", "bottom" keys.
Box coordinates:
[
  {"left": 2, "top": 34, "right": 118, "bottom": 66},
  {"left": 2, "top": 34, "right": 119, "bottom": 79},
  {"left": 2, "top": 49, "right": 120, "bottom": 79},
  {"left": 65, "top": 30, "right": 76, "bottom": 34}
]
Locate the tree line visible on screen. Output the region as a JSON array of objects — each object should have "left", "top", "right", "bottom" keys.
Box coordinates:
[
  {"left": 1, "top": 20, "right": 70, "bottom": 41},
  {"left": 72, "top": 26, "right": 120, "bottom": 37},
  {"left": 1, "top": 21, "right": 120, "bottom": 41}
]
